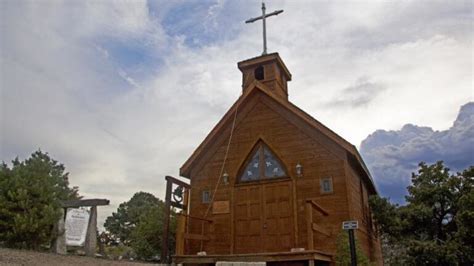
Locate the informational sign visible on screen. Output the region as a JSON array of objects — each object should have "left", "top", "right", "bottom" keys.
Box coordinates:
[
  {"left": 212, "top": 201, "right": 230, "bottom": 214},
  {"left": 65, "top": 208, "right": 90, "bottom": 246},
  {"left": 342, "top": 220, "right": 358, "bottom": 230}
]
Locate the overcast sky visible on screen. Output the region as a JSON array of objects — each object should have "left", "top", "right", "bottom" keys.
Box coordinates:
[{"left": 1, "top": 0, "right": 472, "bottom": 228}]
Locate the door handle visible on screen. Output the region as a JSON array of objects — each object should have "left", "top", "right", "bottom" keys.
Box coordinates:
[{"left": 263, "top": 223, "right": 267, "bottom": 229}]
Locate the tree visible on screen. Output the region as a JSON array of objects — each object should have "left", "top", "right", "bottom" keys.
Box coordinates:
[
  {"left": 369, "top": 162, "right": 474, "bottom": 265},
  {"left": 129, "top": 204, "right": 176, "bottom": 261},
  {"left": 104, "top": 192, "right": 160, "bottom": 244},
  {"left": 104, "top": 192, "right": 175, "bottom": 260},
  {"left": 0, "top": 150, "right": 80, "bottom": 249}
]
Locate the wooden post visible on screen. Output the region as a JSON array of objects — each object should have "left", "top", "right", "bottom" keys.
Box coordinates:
[
  {"left": 175, "top": 213, "right": 186, "bottom": 255},
  {"left": 84, "top": 206, "right": 97, "bottom": 257},
  {"left": 306, "top": 202, "right": 314, "bottom": 250},
  {"left": 183, "top": 187, "right": 190, "bottom": 255},
  {"left": 60, "top": 199, "right": 108, "bottom": 257},
  {"left": 161, "top": 179, "right": 172, "bottom": 262}
]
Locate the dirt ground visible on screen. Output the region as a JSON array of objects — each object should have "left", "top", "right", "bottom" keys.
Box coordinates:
[{"left": 0, "top": 248, "right": 159, "bottom": 266}]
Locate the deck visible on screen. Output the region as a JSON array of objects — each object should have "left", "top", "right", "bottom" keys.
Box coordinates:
[{"left": 173, "top": 250, "right": 333, "bottom": 264}]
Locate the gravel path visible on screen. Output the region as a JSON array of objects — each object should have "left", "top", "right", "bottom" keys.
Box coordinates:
[{"left": 0, "top": 248, "right": 158, "bottom": 266}]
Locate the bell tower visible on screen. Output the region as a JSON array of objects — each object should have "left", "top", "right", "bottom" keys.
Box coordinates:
[{"left": 238, "top": 53, "right": 292, "bottom": 100}]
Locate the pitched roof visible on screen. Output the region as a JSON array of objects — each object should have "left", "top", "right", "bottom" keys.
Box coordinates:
[{"left": 179, "top": 81, "right": 378, "bottom": 194}]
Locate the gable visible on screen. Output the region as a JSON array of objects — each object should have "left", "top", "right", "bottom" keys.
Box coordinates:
[{"left": 180, "top": 82, "right": 377, "bottom": 194}]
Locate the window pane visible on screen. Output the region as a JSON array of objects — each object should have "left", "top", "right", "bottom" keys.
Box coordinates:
[
  {"left": 263, "top": 147, "right": 286, "bottom": 178},
  {"left": 202, "top": 191, "right": 211, "bottom": 203},
  {"left": 321, "top": 178, "right": 333, "bottom": 193},
  {"left": 240, "top": 151, "right": 260, "bottom": 181},
  {"left": 323, "top": 180, "right": 330, "bottom": 192}
]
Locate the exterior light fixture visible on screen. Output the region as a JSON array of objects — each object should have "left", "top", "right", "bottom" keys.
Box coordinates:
[
  {"left": 296, "top": 162, "right": 303, "bottom": 177},
  {"left": 222, "top": 172, "right": 230, "bottom": 185}
]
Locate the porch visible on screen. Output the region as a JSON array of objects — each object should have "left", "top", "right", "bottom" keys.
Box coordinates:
[{"left": 173, "top": 249, "right": 332, "bottom": 265}]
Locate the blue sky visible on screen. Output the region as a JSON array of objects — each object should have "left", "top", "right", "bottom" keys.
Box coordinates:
[{"left": 1, "top": 0, "right": 472, "bottom": 227}]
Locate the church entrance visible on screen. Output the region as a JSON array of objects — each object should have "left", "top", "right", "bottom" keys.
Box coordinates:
[{"left": 233, "top": 179, "right": 294, "bottom": 253}]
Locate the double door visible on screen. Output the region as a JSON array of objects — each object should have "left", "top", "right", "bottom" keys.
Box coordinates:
[{"left": 234, "top": 180, "right": 294, "bottom": 253}]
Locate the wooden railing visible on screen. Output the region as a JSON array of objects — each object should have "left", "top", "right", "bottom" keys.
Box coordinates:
[
  {"left": 175, "top": 212, "right": 213, "bottom": 255},
  {"left": 305, "top": 199, "right": 330, "bottom": 250}
]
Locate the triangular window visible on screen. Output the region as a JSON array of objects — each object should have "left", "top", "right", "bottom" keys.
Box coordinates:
[{"left": 239, "top": 141, "right": 287, "bottom": 182}]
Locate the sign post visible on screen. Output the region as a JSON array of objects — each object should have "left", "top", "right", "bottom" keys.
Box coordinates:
[
  {"left": 342, "top": 220, "right": 358, "bottom": 266},
  {"left": 56, "top": 199, "right": 109, "bottom": 257}
]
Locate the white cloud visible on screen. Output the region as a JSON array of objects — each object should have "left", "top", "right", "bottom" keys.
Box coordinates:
[
  {"left": 1, "top": 0, "right": 472, "bottom": 228},
  {"left": 360, "top": 102, "right": 474, "bottom": 203}
]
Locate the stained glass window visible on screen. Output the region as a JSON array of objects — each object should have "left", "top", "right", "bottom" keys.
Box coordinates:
[
  {"left": 240, "top": 152, "right": 260, "bottom": 182},
  {"left": 263, "top": 147, "right": 286, "bottom": 178},
  {"left": 239, "top": 142, "right": 287, "bottom": 182}
]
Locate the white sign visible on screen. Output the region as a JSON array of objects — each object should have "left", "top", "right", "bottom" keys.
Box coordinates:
[
  {"left": 65, "top": 208, "right": 90, "bottom": 246},
  {"left": 342, "top": 220, "right": 358, "bottom": 230}
]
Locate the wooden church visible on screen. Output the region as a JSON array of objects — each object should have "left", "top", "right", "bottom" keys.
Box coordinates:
[{"left": 172, "top": 52, "right": 383, "bottom": 265}]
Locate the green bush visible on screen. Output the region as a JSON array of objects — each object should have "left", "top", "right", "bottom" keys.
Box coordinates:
[{"left": 335, "top": 230, "right": 370, "bottom": 266}]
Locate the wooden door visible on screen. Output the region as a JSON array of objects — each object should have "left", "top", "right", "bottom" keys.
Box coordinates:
[
  {"left": 234, "top": 180, "right": 293, "bottom": 254},
  {"left": 234, "top": 185, "right": 263, "bottom": 253},
  {"left": 262, "top": 181, "right": 293, "bottom": 252}
]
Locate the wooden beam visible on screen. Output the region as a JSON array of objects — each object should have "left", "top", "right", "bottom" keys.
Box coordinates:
[
  {"left": 312, "top": 223, "right": 331, "bottom": 237},
  {"left": 61, "top": 199, "right": 109, "bottom": 208},
  {"left": 184, "top": 233, "right": 210, "bottom": 241},
  {"left": 165, "top": 175, "right": 191, "bottom": 189},
  {"left": 306, "top": 199, "right": 329, "bottom": 216},
  {"left": 179, "top": 214, "right": 213, "bottom": 223},
  {"left": 170, "top": 201, "right": 185, "bottom": 210}
]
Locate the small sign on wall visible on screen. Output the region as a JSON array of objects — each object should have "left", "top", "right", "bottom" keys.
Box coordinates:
[{"left": 212, "top": 201, "right": 230, "bottom": 214}]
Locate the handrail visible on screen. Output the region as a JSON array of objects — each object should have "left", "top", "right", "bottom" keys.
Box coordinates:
[
  {"left": 306, "top": 199, "right": 329, "bottom": 216},
  {"left": 306, "top": 199, "right": 330, "bottom": 250},
  {"left": 180, "top": 213, "right": 213, "bottom": 223}
]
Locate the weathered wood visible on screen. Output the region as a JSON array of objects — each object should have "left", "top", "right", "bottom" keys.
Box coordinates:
[
  {"left": 84, "top": 206, "right": 97, "bottom": 257},
  {"left": 61, "top": 199, "right": 109, "bottom": 208}
]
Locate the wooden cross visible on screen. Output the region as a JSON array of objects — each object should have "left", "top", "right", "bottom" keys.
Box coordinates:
[{"left": 245, "top": 2, "right": 284, "bottom": 55}]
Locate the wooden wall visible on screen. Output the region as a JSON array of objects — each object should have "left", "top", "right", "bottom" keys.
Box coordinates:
[
  {"left": 345, "top": 161, "right": 383, "bottom": 264},
  {"left": 185, "top": 91, "right": 382, "bottom": 264}
]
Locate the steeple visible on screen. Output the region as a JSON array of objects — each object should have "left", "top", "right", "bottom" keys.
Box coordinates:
[{"left": 238, "top": 53, "right": 292, "bottom": 100}]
